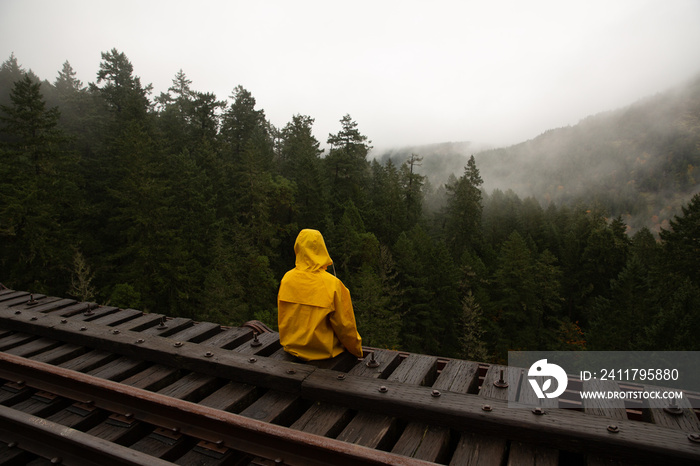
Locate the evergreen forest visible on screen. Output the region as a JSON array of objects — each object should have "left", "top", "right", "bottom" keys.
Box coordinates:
[{"left": 1, "top": 50, "right": 699, "bottom": 363}]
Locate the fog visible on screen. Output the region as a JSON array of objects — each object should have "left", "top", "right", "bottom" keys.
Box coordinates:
[
  {"left": 2, "top": 0, "right": 700, "bottom": 151},
  {"left": 380, "top": 75, "right": 700, "bottom": 234}
]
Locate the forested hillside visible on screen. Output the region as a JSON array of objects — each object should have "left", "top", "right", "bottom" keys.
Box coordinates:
[
  {"left": 1, "top": 50, "right": 699, "bottom": 363},
  {"left": 476, "top": 77, "right": 700, "bottom": 234}
]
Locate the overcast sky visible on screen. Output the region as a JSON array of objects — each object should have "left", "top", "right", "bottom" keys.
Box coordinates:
[{"left": 2, "top": 0, "right": 700, "bottom": 152}]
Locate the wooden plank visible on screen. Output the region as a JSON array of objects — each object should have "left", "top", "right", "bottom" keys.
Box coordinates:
[
  {"left": 0, "top": 404, "right": 174, "bottom": 466},
  {"left": 30, "top": 343, "right": 89, "bottom": 366},
  {"left": 7, "top": 391, "right": 71, "bottom": 418},
  {"left": 46, "top": 400, "right": 109, "bottom": 431},
  {"left": 85, "top": 412, "right": 153, "bottom": 444},
  {"left": 87, "top": 308, "right": 143, "bottom": 326},
  {"left": 388, "top": 354, "right": 439, "bottom": 386},
  {"left": 167, "top": 321, "right": 221, "bottom": 343},
  {"left": 230, "top": 330, "right": 280, "bottom": 356},
  {"left": 27, "top": 298, "right": 77, "bottom": 313},
  {"left": 582, "top": 379, "right": 627, "bottom": 420},
  {"left": 337, "top": 354, "right": 438, "bottom": 450},
  {"left": 645, "top": 385, "right": 700, "bottom": 431},
  {"left": 0, "top": 308, "right": 312, "bottom": 393},
  {"left": 393, "top": 360, "right": 480, "bottom": 463},
  {"left": 129, "top": 427, "right": 195, "bottom": 462},
  {"left": 449, "top": 364, "right": 510, "bottom": 465},
  {"left": 115, "top": 313, "right": 167, "bottom": 332},
  {"left": 4, "top": 337, "right": 62, "bottom": 358},
  {"left": 337, "top": 410, "right": 401, "bottom": 450},
  {"left": 449, "top": 431, "right": 508, "bottom": 466},
  {"left": 290, "top": 402, "right": 354, "bottom": 437},
  {"left": 136, "top": 317, "right": 192, "bottom": 338},
  {"left": 507, "top": 441, "right": 559, "bottom": 466},
  {"left": 199, "top": 381, "right": 261, "bottom": 412},
  {"left": 0, "top": 291, "right": 34, "bottom": 305},
  {"left": 0, "top": 381, "right": 33, "bottom": 405},
  {"left": 0, "top": 332, "right": 37, "bottom": 351},
  {"left": 301, "top": 368, "right": 700, "bottom": 465},
  {"left": 392, "top": 422, "right": 451, "bottom": 463},
  {"left": 348, "top": 349, "right": 403, "bottom": 378},
  {"left": 433, "top": 359, "right": 480, "bottom": 394},
  {"left": 58, "top": 350, "right": 119, "bottom": 373},
  {"left": 582, "top": 379, "right": 627, "bottom": 466},
  {"left": 174, "top": 443, "right": 248, "bottom": 466},
  {"left": 200, "top": 326, "right": 252, "bottom": 349},
  {"left": 157, "top": 373, "right": 222, "bottom": 402},
  {"left": 63, "top": 304, "right": 117, "bottom": 319},
  {"left": 512, "top": 367, "right": 560, "bottom": 463},
  {"left": 239, "top": 390, "right": 307, "bottom": 426},
  {"left": 14, "top": 297, "right": 71, "bottom": 313},
  {"left": 119, "top": 365, "right": 182, "bottom": 392},
  {"left": 86, "top": 357, "right": 150, "bottom": 382}
]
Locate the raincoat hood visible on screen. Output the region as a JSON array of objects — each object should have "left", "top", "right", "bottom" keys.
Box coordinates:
[{"left": 294, "top": 229, "right": 333, "bottom": 272}]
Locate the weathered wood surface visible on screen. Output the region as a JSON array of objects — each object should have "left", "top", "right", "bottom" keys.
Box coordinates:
[
  {"left": 2, "top": 291, "right": 700, "bottom": 465},
  {"left": 448, "top": 364, "right": 510, "bottom": 466}
]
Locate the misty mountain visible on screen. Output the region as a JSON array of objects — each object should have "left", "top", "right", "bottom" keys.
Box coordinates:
[{"left": 379, "top": 75, "right": 700, "bottom": 234}]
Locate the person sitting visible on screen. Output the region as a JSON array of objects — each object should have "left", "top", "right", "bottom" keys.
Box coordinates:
[{"left": 277, "top": 229, "right": 363, "bottom": 361}]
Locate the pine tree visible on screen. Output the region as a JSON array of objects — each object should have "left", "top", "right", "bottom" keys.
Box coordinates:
[
  {"left": 0, "top": 75, "right": 76, "bottom": 292},
  {"left": 325, "top": 114, "right": 372, "bottom": 214},
  {"left": 442, "top": 155, "right": 483, "bottom": 260}
]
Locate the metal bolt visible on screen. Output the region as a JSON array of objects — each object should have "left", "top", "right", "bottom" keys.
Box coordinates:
[
  {"left": 30, "top": 316, "right": 38, "bottom": 321},
  {"left": 250, "top": 331, "right": 262, "bottom": 347},
  {"left": 494, "top": 369, "right": 509, "bottom": 388},
  {"left": 366, "top": 351, "right": 379, "bottom": 368},
  {"left": 431, "top": 389, "right": 441, "bottom": 398},
  {"left": 172, "top": 427, "right": 180, "bottom": 434},
  {"left": 14, "top": 310, "right": 21, "bottom": 315},
  {"left": 7, "top": 441, "right": 17, "bottom": 448},
  {"left": 135, "top": 338, "right": 145, "bottom": 344},
  {"left": 249, "top": 357, "right": 257, "bottom": 363},
  {"left": 80, "top": 326, "right": 87, "bottom": 331},
  {"left": 286, "top": 369, "right": 296, "bottom": 374},
  {"left": 607, "top": 425, "right": 620, "bottom": 433},
  {"left": 124, "top": 413, "right": 134, "bottom": 419},
  {"left": 664, "top": 401, "right": 683, "bottom": 415},
  {"left": 482, "top": 404, "right": 493, "bottom": 412},
  {"left": 157, "top": 316, "right": 168, "bottom": 330},
  {"left": 27, "top": 294, "right": 37, "bottom": 305},
  {"left": 378, "top": 386, "right": 388, "bottom": 393},
  {"left": 532, "top": 407, "right": 545, "bottom": 415},
  {"left": 174, "top": 341, "right": 183, "bottom": 347},
  {"left": 205, "top": 351, "right": 214, "bottom": 358},
  {"left": 112, "top": 329, "right": 120, "bottom": 334},
  {"left": 337, "top": 374, "right": 346, "bottom": 381},
  {"left": 688, "top": 433, "right": 700, "bottom": 443},
  {"left": 61, "top": 319, "right": 68, "bottom": 324},
  {"left": 50, "top": 457, "right": 62, "bottom": 465}
]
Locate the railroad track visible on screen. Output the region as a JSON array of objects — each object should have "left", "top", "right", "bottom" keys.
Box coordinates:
[{"left": 0, "top": 289, "right": 699, "bottom": 465}]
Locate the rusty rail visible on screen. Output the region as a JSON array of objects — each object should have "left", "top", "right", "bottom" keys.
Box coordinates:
[{"left": 0, "top": 352, "right": 435, "bottom": 466}]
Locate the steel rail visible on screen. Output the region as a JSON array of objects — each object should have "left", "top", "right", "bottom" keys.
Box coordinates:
[
  {"left": 0, "top": 352, "right": 437, "bottom": 466},
  {"left": 0, "top": 404, "right": 175, "bottom": 466}
]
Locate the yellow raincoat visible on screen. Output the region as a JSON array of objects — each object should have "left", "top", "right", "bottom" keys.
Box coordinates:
[{"left": 277, "top": 229, "right": 363, "bottom": 361}]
